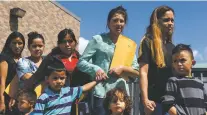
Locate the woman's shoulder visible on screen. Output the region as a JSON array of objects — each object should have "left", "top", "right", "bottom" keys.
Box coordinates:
[
  {"left": 0, "top": 53, "right": 7, "bottom": 62},
  {"left": 143, "top": 34, "right": 153, "bottom": 42},
  {"left": 92, "top": 33, "right": 108, "bottom": 41},
  {"left": 139, "top": 34, "right": 152, "bottom": 47},
  {"left": 0, "top": 53, "right": 15, "bottom": 64}
]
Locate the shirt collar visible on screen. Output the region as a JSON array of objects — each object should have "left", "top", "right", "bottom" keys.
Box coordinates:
[
  {"left": 44, "top": 86, "right": 64, "bottom": 96},
  {"left": 71, "top": 52, "right": 78, "bottom": 58}
]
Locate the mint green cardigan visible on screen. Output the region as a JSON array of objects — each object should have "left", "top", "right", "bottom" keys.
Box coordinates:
[{"left": 77, "top": 33, "right": 139, "bottom": 98}]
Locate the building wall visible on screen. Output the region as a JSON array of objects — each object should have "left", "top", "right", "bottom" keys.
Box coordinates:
[{"left": 0, "top": 1, "right": 80, "bottom": 56}]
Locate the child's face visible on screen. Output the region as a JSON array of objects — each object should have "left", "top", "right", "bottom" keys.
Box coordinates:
[
  {"left": 47, "top": 71, "right": 66, "bottom": 92},
  {"left": 109, "top": 91, "right": 126, "bottom": 115},
  {"left": 18, "top": 98, "right": 32, "bottom": 113},
  {"left": 172, "top": 50, "right": 195, "bottom": 76}
]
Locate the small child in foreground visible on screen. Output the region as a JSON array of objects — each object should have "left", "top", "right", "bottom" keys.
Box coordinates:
[
  {"left": 17, "top": 90, "right": 37, "bottom": 115},
  {"left": 162, "top": 44, "right": 207, "bottom": 115},
  {"left": 104, "top": 88, "right": 132, "bottom": 115},
  {"left": 30, "top": 57, "right": 98, "bottom": 115}
]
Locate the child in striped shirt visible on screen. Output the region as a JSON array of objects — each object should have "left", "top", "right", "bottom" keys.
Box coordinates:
[
  {"left": 31, "top": 57, "right": 98, "bottom": 115},
  {"left": 162, "top": 44, "right": 207, "bottom": 115}
]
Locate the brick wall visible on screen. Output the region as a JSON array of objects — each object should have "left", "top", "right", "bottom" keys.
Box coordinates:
[{"left": 0, "top": 1, "right": 80, "bottom": 56}]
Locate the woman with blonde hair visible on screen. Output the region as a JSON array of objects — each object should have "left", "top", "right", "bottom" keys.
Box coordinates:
[{"left": 138, "top": 5, "right": 175, "bottom": 115}]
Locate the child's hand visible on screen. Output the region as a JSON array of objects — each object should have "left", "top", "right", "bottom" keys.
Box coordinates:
[
  {"left": 109, "top": 66, "right": 124, "bottom": 77},
  {"left": 9, "top": 98, "right": 16, "bottom": 111},
  {"left": 95, "top": 69, "right": 108, "bottom": 81}
]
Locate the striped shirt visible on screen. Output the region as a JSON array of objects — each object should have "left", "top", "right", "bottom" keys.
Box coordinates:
[
  {"left": 31, "top": 86, "right": 82, "bottom": 115},
  {"left": 162, "top": 76, "right": 207, "bottom": 115}
]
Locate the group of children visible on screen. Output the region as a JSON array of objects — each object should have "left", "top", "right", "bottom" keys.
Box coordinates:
[
  {"left": 15, "top": 56, "right": 132, "bottom": 115},
  {"left": 14, "top": 44, "right": 206, "bottom": 115}
]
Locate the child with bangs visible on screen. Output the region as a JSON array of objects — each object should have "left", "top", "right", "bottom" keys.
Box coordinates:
[
  {"left": 104, "top": 88, "right": 132, "bottom": 115},
  {"left": 30, "top": 57, "right": 99, "bottom": 115}
]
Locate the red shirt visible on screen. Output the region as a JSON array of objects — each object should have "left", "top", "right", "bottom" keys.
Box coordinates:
[{"left": 61, "top": 53, "right": 79, "bottom": 73}]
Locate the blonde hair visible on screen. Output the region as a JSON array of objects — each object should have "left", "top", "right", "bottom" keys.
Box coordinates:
[{"left": 139, "top": 6, "right": 174, "bottom": 68}]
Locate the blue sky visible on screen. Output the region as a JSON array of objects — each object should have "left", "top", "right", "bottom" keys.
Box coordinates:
[{"left": 58, "top": 1, "right": 207, "bottom": 67}]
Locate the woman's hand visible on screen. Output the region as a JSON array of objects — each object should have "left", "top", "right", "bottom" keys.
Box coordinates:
[
  {"left": 143, "top": 99, "right": 156, "bottom": 115},
  {"left": 95, "top": 69, "right": 108, "bottom": 81},
  {"left": 0, "top": 102, "right": 5, "bottom": 114},
  {"left": 109, "top": 66, "right": 124, "bottom": 77}
]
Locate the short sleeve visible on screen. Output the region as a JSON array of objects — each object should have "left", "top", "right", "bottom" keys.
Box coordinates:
[
  {"left": 138, "top": 37, "right": 151, "bottom": 64},
  {"left": 68, "top": 86, "right": 83, "bottom": 102},
  {"left": 16, "top": 58, "right": 32, "bottom": 79},
  {"left": 0, "top": 54, "right": 7, "bottom": 62}
]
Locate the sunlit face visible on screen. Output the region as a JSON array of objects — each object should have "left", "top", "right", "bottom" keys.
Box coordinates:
[
  {"left": 58, "top": 34, "right": 76, "bottom": 56},
  {"left": 158, "top": 10, "right": 174, "bottom": 36},
  {"left": 108, "top": 13, "right": 125, "bottom": 36},
  {"left": 172, "top": 50, "right": 195, "bottom": 76},
  {"left": 109, "top": 91, "right": 126, "bottom": 115},
  {"left": 28, "top": 38, "right": 45, "bottom": 58},
  {"left": 9, "top": 37, "right": 24, "bottom": 55},
  {"left": 18, "top": 98, "right": 32, "bottom": 113},
  {"left": 47, "top": 71, "right": 66, "bottom": 92}
]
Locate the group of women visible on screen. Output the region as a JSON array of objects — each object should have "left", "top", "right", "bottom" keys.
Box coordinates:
[{"left": 0, "top": 5, "right": 175, "bottom": 115}]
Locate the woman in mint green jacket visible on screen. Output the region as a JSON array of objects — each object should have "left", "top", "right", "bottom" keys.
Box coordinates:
[{"left": 77, "top": 6, "right": 139, "bottom": 115}]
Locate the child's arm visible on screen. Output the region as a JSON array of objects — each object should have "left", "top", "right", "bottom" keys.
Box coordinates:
[
  {"left": 82, "top": 81, "right": 97, "bottom": 92},
  {"left": 168, "top": 106, "right": 177, "bottom": 115},
  {"left": 161, "top": 77, "right": 177, "bottom": 113}
]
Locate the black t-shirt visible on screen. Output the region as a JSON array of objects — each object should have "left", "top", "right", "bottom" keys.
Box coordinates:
[
  {"left": 0, "top": 54, "right": 17, "bottom": 87},
  {"left": 138, "top": 36, "right": 175, "bottom": 102}
]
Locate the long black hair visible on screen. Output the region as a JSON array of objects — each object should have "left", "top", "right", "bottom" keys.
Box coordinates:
[
  {"left": 50, "top": 28, "right": 79, "bottom": 58},
  {"left": 1, "top": 31, "right": 25, "bottom": 56}
]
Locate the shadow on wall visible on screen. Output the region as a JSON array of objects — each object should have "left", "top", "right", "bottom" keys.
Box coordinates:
[
  {"left": 10, "top": 13, "right": 18, "bottom": 31},
  {"left": 9, "top": 8, "right": 26, "bottom": 31}
]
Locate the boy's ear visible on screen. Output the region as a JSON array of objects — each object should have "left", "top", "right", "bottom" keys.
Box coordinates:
[{"left": 192, "top": 60, "right": 196, "bottom": 66}]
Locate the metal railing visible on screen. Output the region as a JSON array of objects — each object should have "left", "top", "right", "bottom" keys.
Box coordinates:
[
  {"left": 192, "top": 68, "right": 207, "bottom": 83},
  {"left": 128, "top": 78, "right": 140, "bottom": 115}
]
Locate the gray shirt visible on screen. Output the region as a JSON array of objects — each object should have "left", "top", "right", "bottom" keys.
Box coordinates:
[{"left": 162, "top": 76, "right": 207, "bottom": 115}]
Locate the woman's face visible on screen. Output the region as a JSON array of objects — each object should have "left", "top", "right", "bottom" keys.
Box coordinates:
[
  {"left": 28, "top": 38, "right": 45, "bottom": 58},
  {"left": 158, "top": 10, "right": 174, "bottom": 36},
  {"left": 9, "top": 37, "right": 24, "bottom": 55},
  {"left": 58, "top": 34, "right": 76, "bottom": 56},
  {"left": 108, "top": 13, "right": 125, "bottom": 36}
]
